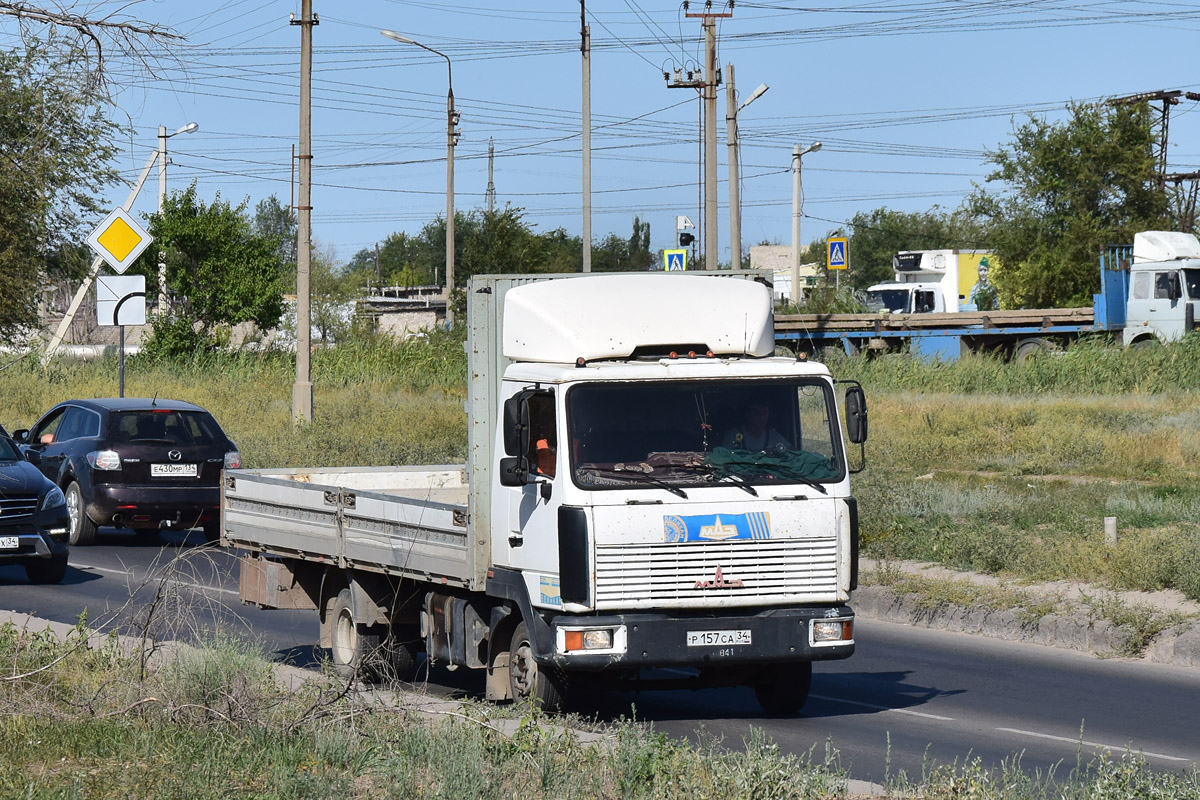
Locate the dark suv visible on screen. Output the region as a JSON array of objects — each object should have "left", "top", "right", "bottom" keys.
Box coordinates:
[
  {"left": 13, "top": 398, "right": 240, "bottom": 545},
  {"left": 0, "top": 432, "right": 71, "bottom": 583}
]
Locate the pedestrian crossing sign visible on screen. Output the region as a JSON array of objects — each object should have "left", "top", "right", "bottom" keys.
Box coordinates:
[
  {"left": 664, "top": 249, "right": 687, "bottom": 271},
  {"left": 827, "top": 237, "right": 848, "bottom": 270}
]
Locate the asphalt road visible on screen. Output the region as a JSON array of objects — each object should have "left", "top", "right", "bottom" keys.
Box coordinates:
[{"left": 2, "top": 534, "right": 1197, "bottom": 786}]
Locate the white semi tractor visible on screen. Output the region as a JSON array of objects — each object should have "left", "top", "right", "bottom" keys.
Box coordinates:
[{"left": 221, "top": 272, "right": 868, "bottom": 713}]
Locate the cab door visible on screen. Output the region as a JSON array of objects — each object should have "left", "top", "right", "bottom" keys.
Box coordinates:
[{"left": 494, "top": 389, "right": 563, "bottom": 602}]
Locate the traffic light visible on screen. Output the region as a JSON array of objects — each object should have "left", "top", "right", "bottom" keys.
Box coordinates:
[{"left": 679, "top": 231, "right": 695, "bottom": 247}]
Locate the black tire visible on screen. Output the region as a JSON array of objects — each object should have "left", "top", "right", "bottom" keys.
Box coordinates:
[
  {"left": 1013, "top": 337, "right": 1059, "bottom": 364},
  {"left": 64, "top": 481, "right": 98, "bottom": 546},
  {"left": 508, "top": 620, "right": 566, "bottom": 712},
  {"left": 25, "top": 553, "right": 68, "bottom": 585},
  {"left": 328, "top": 587, "right": 383, "bottom": 679},
  {"left": 753, "top": 661, "right": 813, "bottom": 716}
]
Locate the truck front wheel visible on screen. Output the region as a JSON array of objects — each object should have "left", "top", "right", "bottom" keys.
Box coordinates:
[
  {"left": 508, "top": 621, "right": 567, "bottom": 712},
  {"left": 753, "top": 661, "right": 812, "bottom": 715},
  {"left": 329, "top": 588, "right": 383, "bottom": 678}
]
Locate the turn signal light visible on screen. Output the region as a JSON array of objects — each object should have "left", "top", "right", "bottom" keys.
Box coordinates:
[{"left": 564, "top": 628, "right": 614, "bottom": 651}]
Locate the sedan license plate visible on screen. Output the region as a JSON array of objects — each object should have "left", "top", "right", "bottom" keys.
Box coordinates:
[
  {"left": 0, "top": 536, "right": 18, "bottom": 550},
  {"left": 686, "top": 629, "right": 751, "bottom": 647},
  {"left": 151, "top": 463, "right": 198, "bottom": 477}
]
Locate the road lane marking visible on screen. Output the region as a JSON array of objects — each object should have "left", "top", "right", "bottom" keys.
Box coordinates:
[
  {"left": 810, "top": 693, "right": 954, "bottom": 721},
  {"left": 995, "top": 727, "right": 1190, "bottom": 763},
  {"left": 73, "top": 563, "right": 238, "bottom": 597}
]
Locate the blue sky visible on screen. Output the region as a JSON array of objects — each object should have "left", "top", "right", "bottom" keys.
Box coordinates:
[{"left": 9, "top": 1, "right": 1200, "bottom": 267}]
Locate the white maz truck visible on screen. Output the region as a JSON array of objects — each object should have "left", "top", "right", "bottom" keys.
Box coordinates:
[{"left": 222, "top": 272, "right": 868, "bottom": 714}]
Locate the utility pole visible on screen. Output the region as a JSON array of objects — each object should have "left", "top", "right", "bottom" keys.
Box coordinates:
[
  {"left": 791, "top": 142, "right": 821, "bottom": 306},
  {"left": 291, "top": 0, "right": 316, "bottom": 424},
  {"left": 156, "top": 122, "right": 198, "bottom": 314},
  {"left": 486, "top": 137, "right": 496, "bottom": 214},
  {"left": 670, "top": 1, "right": 732, "bottom": 270},
  {"left": 581, "top": 1, "right": 592, "bottom": 272},
  {"left": 726, "top": 65, "right": 739, "bottom": 272}
]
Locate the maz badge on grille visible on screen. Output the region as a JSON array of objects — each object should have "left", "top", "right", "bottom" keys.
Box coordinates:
[{"left": 694, "top": 565, "right": 744, "bottom": 590}]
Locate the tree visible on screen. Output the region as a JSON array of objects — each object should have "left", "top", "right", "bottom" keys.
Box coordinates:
[
  {"left": 253, "top": 194, "right": 297, "bottom": 275},
  {"left": 0, "top": 40, "right": 119, "bottom": 340},
  {"left": 970, "top": 101, "right": 1169, "bottom": 308},
  {"left": 132, "top": 184, "right": 285, "bottom": 354}
]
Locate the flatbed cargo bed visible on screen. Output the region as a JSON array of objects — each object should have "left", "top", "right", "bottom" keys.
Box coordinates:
[
  {"left": 222, "top": 465, "right": 472, "bottom": 587},
  {"left": 775, "top": 307, "right": 1095, "bottom": 333}
]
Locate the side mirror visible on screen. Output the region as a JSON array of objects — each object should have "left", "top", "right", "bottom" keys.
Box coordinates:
[
  {"left": 1169, "top": 278, "right": 1182, "bottom": 301},
  {"left": 845, "top": 386, "right": 868, "bottom": 444},
  {"left": 498, "top": 456, "right": 530, "bottom": 487},
  {"left": 12, "top": 429, "right": 28, "bottom": 444},
  {"left": 502, "top": 394, "right": 531, "bottom": 457}
]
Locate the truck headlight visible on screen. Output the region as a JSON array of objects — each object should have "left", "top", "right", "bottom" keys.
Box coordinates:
[
  {"left": 41, "top": 486, "right": 66, "bottom": 510},
  {"left": 812, "top": 620, "right": 853, "bottom": 643},
  {"left": 561, "top": 626, "right": 625, "bottom": 654}
]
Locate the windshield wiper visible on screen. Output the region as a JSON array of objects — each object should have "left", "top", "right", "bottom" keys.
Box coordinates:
[
  {"left": 714, "top": 456, "right": 830, "bottom": 495},
  {"left": 579, "top": 465, "right": 688, "bottom": 498},
  {"left": 716, "top": 472, "right": 759, "bottom": 496},
  {"left": 668, "top": 463, "right": 759, "bottom": 496}
]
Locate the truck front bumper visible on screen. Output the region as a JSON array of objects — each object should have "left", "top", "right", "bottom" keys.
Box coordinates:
[{"left": 541, "top": 606, "right": 854, "bottom": 670}]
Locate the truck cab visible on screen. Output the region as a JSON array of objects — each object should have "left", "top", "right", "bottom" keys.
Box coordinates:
[
  {"left": 865, "top": 281, "right": 945, "bottom": 314},
  {"left": 479, "top": 273, "right": 865, "bottom": 712},
  {"left": 1123, "top": 231, "right": 1200, "bottom": 346}
]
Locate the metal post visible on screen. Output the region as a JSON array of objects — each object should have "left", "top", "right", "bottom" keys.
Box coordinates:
[
  {"left": 119, "top": 325, "right": 125, "bottom": 398},
  {"left": 581, "top": 4, "right": 592, "bottom": 272},
  {"left": 157, "top": 125, "right": 167, "bottom": 312},
  {"left": 703, "top": 17, "right": 718, "bottom": 269},
  {"left": 292, "top": 0, "right": 315, "bottom": 424},
  {"left": 726, "top": 64, "right": 740, "bottom": 272}
]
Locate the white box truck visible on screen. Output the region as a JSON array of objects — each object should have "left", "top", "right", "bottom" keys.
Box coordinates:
[{"left": 222, "top": 271, "right": 868, "bottom": 714}]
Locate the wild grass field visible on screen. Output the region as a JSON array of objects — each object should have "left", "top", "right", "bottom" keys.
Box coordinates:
[
  {"left": 3, "top": 332, "right": 1199, "bottom": 603},
  {"left": 2, "top": 616, "right": 1196, "bottom": 800}
]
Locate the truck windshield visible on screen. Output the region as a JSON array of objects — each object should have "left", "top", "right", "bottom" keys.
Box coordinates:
[
  {"left": 865, "top": 289, "right": 909, "bottom": 313},
  {"left": 567, "top": 379, "right": 845, "bottom": 490}
]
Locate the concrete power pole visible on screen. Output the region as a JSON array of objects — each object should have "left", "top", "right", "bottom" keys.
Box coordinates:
[
  {"left": 791, "top": 142, "right": 821, "bottom": 307},
  {"left": 581, "top": 1, "right": 592, "bottom": 272},
  {"left": 725, "top": 65, "right": 739, "bottom": 272},
  {"left": 291, "top": 0, "right": 316, "bottom": 424},
  {"left": 702, "top": 17, "right": 717, "bottom": 269},
  {"left": 486, "top": 138, "right": 496, "bottom": 214}
]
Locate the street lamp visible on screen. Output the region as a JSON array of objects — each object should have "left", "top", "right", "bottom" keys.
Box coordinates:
[
  {"left": 725, "top": 65, "right": 767, "bottom": 271},
  {"left": 381, "top": 29, "right": 458, "bottom": 326},
  {"left": 157, "top": 121, "right": 199, "bottom": 312},
  {"left": 791, "top": 141, "right": 821, "bottom": 306}
]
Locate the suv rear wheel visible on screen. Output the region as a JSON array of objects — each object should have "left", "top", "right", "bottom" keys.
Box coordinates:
[{"left": 65, "top": 481, "right": 98, "bottom": 546}]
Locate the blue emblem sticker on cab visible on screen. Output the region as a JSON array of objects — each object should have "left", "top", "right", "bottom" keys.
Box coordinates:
[
  {"left": 663, "top": 512, "right": 771, "bottom": 543},
  {"left": 539, "top": 575, "right": 562, "bottom": 606}
]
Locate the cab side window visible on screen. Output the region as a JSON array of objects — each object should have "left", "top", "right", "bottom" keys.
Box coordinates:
[
  {"left": 1154, "top": 271, "right": 1180, "bottom": 300},
  {"left": 1133, "top": 272, "right": 1150, "bottom": 300},
  {"left": 525, "top": 392, "right": 557, "bottom": 478}
]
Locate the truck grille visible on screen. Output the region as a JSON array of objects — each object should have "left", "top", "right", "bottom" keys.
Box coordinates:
[
  {"left": 0, "top": 493, "right": 38, "bottom": 522},
  {"left": 594, "top": 537, "right": 840, "bottom": 608}
]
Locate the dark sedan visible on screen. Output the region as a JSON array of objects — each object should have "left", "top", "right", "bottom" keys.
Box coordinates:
[
  {"left": 0, "top": 433, "right": 70, "bottom": 583},
  {"left": 13, "top": 398, "right": 240, "bottom": 545}
]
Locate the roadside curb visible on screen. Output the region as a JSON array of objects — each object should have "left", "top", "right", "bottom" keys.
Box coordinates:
[{"left": 853, "top": 583, "right": 1200, "bottom": 668}]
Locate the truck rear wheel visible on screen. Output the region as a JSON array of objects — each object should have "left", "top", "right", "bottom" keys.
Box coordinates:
[
  {"left": 753, "top": 661, "right": 812, "bottom": 715},
  {"left": 329, "top": 588, "right": 383, "bottom": 678},
  {"left": 508, "top": 621, "right": 566, "bottom": 712}
]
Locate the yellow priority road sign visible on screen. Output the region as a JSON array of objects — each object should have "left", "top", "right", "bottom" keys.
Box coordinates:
[{"left": 86, "top": 207, "right": 153, "bottom": 274}]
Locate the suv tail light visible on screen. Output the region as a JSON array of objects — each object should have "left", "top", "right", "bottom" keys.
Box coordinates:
[
  {"left": 224, "top": 451, "right": 242, "bottom": 470},
  {"left": 87, "top": 450, "right": 122, "bottom": 470}
]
